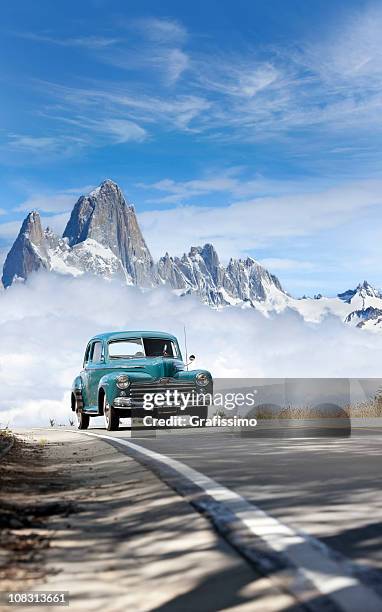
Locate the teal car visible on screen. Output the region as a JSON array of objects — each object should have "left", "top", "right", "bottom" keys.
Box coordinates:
[{"left": 71, "top": 330, "right": 213, "bottom": 430}]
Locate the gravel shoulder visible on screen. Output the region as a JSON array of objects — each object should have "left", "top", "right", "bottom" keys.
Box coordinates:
[{"left": 0, "top": 428, "right": 298, "bottom": 612}]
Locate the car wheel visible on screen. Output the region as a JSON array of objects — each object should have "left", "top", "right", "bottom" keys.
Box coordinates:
[
  {"left": 76, "top": 407, "right": 90, "bottom": 430},
  {"left": 104, "top": 395, "right": 119, "bottom": 431}
]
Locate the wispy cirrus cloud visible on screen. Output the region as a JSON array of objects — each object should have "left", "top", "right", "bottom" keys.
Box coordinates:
[
  {"left": 5, "top": 114, "right": 146, "bottom": 162},
  {"left": 300, "top": 5, "right": 382, "bottom": 86},
  {"left": 137, "top": 168, "right": 321, "bottom": 204},
  {"left": 8, "top": 135, "right": 64, "bottom": 152},
  {"left": 8, "top": 6, "right": 382, "bottom": 162},
  {"left": 97, "top": 16, "right": 190, "bottom": 85},
  {"left": 14, "top": 185, "right": 92, "bottom": 213},
  {"left": 16, "top": 32, "right": 119, "bottom": 49},
  {"left": 259, "top": 258, "right": 316, "bottom": 272},
  {"left": 4, "top": 133, "right": 87, "bottom": 160},
  {"left": 135, "top": 17, "right": 189, "bottom": 84},
  {"left": 58, "top": 116, "right": 148, "bottom": 143},
  {"left": 37, "top": 80, "right": 211, "bottom": 133},
  {"left": 133, "top": 17, "right": 188, "bottom": 44}
]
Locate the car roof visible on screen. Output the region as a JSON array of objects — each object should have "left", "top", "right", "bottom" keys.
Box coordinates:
[{"left": 89, "top": 330, "right": 178, "bottom": 343}]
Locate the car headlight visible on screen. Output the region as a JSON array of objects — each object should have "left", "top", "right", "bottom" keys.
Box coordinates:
[
  {"left": 116, "top": 375, "right": 130, "bottom": 389},
  {"left": 196, "top": 372, "right": 210, "bottom": 387}
]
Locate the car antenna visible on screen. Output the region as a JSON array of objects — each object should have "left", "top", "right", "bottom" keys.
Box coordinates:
[{"left": 183, "top": 325, "right": 189, "bottom": 371}]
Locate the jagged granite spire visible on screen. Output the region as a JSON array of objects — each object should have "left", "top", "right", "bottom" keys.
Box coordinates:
[
  {"left": 223, "top": 256, "right": 284, "bottom": 303},
  {"left": 2, "top": 210, "right": 49, "bottom": 288},
  {"left": 1, "top": 180, "right": 287, "bottom": 309},
  {"left": 158, "top": 243, "right": 227, "bottom": 306},
  {"left": 157, "top": 244, "right": 285, "bottom": 306},
  {"left": 63, "top": 179, "right": 155, "bottom": 286}
]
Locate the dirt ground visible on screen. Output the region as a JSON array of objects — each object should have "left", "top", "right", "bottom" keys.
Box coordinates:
[{"left": 0, "top": 429, "right": 298, "bottom": 612}]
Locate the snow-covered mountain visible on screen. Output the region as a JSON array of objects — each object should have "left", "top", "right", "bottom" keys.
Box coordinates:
[
  {"left": 2, "top": 181, "right": 155, "bottom": 288},
  {"left": 2, "top": 179, "right": 382, "bottom": 330},
  {"left": 281, "top": 281, "right": 382, "bottom": 330},
  {"left": 157, "top": 245, "right": 287, "bottom": 308},
  {"left": 1, "top": 180, "right": 287, "bottom": 308},
  {"left": 63, "top": 180, "right": 156, "bottom": 286}
]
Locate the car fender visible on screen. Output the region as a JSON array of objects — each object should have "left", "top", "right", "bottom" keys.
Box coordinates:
[
  {"left": 71, "top": 375, "right": 84, "bottom": 411},
  {"left": 177, "top": 369, "right": 213, "bottom": 390},
  {"left": 97, "top": 371, "right": 152, "bottom": 406},
  {"left": 72, "top": 375, "right": 83, "bottom": 392}
]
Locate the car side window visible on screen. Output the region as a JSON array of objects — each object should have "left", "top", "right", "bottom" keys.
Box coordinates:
[
  {"left": 91, "top": 341, "right": 102, "bottom": 363},
  {"left": 83, "top": 343, "right": 91, "bottom": 367}
]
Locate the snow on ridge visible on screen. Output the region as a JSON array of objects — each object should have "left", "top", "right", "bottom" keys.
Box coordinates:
[{"left": 3, "top": 179, "right": 382, "bottom": 331}]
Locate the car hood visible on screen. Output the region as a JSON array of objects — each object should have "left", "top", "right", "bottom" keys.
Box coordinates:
[{"left": 109, "top": 357, "right": 185, "bottom": 379}]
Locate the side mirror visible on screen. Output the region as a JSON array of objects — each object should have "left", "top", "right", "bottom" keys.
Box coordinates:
[{"left": 185, "top": 354, "right": 195, "bottom": 367}]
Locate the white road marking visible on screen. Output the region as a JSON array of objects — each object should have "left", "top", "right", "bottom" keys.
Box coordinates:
[{"left": 81, "top": 431, "right": 382, "bottom": 612}]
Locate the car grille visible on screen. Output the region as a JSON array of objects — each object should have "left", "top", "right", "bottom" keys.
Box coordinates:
[{"left": 129, "top": 380, "right": 201, "bottom": 408}]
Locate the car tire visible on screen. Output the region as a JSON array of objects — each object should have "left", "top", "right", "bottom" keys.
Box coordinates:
[
  {"left": 104, "top": 395, "right": 119, "bottom": 431},
  {"left": 76, "top": 408, "right": 90, "bottom": 430}
]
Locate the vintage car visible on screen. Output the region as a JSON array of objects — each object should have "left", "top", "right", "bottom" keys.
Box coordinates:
[{"left": 71, "top": 330, "right": 213, "bottom": 430}]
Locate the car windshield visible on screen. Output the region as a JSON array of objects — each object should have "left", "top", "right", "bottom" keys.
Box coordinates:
[
  {"left": 108, "top": 337, "right": 178, "bottom": 359},
  {"left": 143, "top": 338, "right": 178, "bottom": 358}
]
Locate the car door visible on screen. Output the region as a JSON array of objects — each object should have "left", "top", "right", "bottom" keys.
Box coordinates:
[
  {"left": 86, "top": 341, "right": 104, "bottom": 410},
  {"left": 81, "top": 342, "right": 92, "bottom": 409}
]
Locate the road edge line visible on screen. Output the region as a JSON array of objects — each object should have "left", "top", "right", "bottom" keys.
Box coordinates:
[{"left": 74, "top": 430, "right": 382, "bottom": 612}]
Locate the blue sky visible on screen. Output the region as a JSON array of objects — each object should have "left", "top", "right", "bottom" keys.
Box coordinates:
[{"left": 1, "top": 0, "right": 382, "bottom": 295}]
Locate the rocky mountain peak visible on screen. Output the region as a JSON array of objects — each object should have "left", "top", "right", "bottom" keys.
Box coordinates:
[
  {"left": 21, "top": 210, "right": 45, "bottom": 243},
  {"left": 356, "top": 280, "right": 381, "bottom": 298},
  {"left": 338, "top": 280, "right": 381, "bottom": 303},
  {"left": 63, "top": 180, "right": 155, "bottom": 286},
  {"left": 1, "top": 180, "right": 286, "bottom": 308},
  {"left": 88, "top": 178, "right": 123, "bottom": 200},
  {"left": 2, "top": 210, "right": 49, "bottom": 288}
]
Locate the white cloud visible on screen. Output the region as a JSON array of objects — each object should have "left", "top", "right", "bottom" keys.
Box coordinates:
[
  {"left": 41, "top": 114, "right": 147, "bottom": 145},
  {"left": 135, "top": 17, "right": 188, "bottom": 44},
  {"left": 0, "top": 247, "right": 8, "bottom": 268},
  {"left": 18, "top": 32, "right": 119, "bottom": 49},
  {"left": 15, "top": 186, "right": 89, "bottom": 213},
  {"left": 0, "top": 212, "right": 70, "bottom": 244},
  {"left": 96, "top": 118, "right": 147, "bottom": 143},
  {"left": 40, "top": 212, "right": 71, "bottom": 235},
  {"left": 0, "top": 220, "right": 25, "bottom": 240},
  {"left": 8, "top": 135, "right": 61, "bottom": 152},
  {"left": 1, "top": 272, "right": 382, "bottom": 427},
  {"left": 259, "top": 258, "right": 315, "bottom": 271},
  {"left": 163, "top": 48, "right": 189, "bottom": 84},
  {"left": 301, "top": 5, "right": 382, "bottom": 85},
  {"left": 40, "top": 81, "right": 211, "bottom": 133},
  {"left": 137, "top": 169, "right": 311, "bottom": 204},
  {"left": 93, "top": 16, "right": 190, "bottom": 85},
  {"left": 138, "top": 179, "right": 382, "bottom": 260},
  {"left": 6, "top": 133, "right": 86, "bottom": 159},
  {"left": 196, "top": 57, "right": 281, "bottom": 99}
]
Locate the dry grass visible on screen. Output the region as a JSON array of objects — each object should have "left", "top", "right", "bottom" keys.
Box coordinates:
[
  {"left": 254, "top": 398, "right": 382, "bottom": 419},
  {"left": 343, "top": 400, "right": 382, "bottom": 418},
  {"left": 0, "top": 429, "right": 12, "bottom": 438}
]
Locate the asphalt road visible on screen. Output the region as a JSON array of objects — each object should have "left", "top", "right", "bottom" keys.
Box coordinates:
[{"left": 90, "top": 422, "right": 382, "bottom": 577}]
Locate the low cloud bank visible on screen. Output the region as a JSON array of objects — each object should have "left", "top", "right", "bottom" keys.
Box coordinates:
[{"left": 0, "top": 272, "right": 381, "bottom": 426}]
